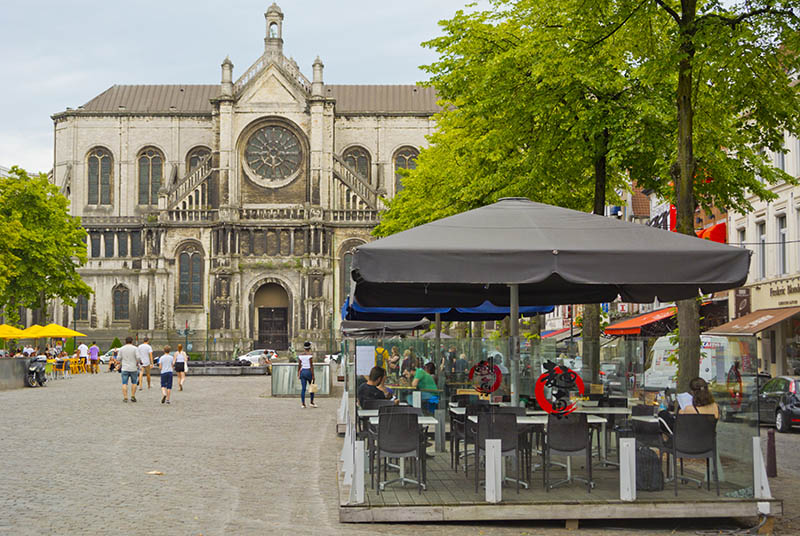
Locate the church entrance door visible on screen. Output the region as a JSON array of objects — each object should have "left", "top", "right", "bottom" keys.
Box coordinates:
[
  {"left": 253, "top": 282, "right": 289, "bottom": 350},
  {"left": 258, "top": 307, "right": 288, "bottom": 350}
]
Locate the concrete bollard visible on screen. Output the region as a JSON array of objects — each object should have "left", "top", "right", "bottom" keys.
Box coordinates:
[{"left": 766, "top": 429, "right": 777, "bottom": 478}]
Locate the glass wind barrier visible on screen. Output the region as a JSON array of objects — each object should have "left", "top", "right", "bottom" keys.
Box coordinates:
[{"left": 339, "top": 335, "right": 759, "bottom": 507}]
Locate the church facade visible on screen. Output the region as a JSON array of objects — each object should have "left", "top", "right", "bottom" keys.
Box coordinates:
[{"left": 49, "top": 4, "right": 438, "bottom": 353}]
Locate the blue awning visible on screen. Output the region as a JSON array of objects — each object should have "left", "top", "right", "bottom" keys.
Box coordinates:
[{"left": 341, "top": 297, "right": 553, "bottom": 322}]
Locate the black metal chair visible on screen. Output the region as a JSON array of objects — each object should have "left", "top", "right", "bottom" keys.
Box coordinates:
[
  {"left": 474, "top": 412, "right": 520, "bottom": 493},
  {"left": 374, "top": 412, "right": 426, "bottom": 494},
  {"left": 460, "top": 403, "right": 493, "bottom": 476},
  {"left": 631, "top": 405, "right": 655, "bottom": 416},
  {"left": 543, "top": 413, "right": 593, "bottom": 493},
  {"left": 670, "top": 414, "right": 719, "bottom": 496}
]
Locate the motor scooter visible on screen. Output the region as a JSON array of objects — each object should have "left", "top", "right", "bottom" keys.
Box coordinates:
[{"left": 26, "top": 355, "right": 47, "bottom": 387}]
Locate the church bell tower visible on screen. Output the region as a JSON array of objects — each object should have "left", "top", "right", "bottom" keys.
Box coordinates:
[{"left": 264, "top": 3, "right": 284, "bottom": 57}]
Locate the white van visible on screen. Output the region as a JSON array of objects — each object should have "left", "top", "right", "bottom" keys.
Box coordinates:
[{"left": 643, "top": 335, "right": 728, "bottom": 390}]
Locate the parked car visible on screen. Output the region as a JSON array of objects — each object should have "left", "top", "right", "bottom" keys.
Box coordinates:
[
  {"left": 712, "top": 372, "right": 771, "bottom": 422},
  {"left": 236, "top": 348, "right": 278, "bottom": 365},
  {"left": 99, "top": 349, "right": 117, "bottom": 364},
  {"left": 758, "top": 375, "right": 800, "bottom": 432}
]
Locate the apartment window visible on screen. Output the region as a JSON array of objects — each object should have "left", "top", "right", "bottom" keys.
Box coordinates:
[
  {"left": 738, "top": 228, "right": 746, "bottom": 248},
  {"left": 778, "top": 215, "right": 787, "bottom": 275},
  {"left": 758, "top": 222, "right": 767, "bottom": 279},
  {"left": 776, "top": 151, "right": 786, "bottom": 172}
]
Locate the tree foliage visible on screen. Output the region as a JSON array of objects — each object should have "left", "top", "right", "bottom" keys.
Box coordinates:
[{"left": 0, "top": 166, "right": 92, "bottom": 326}]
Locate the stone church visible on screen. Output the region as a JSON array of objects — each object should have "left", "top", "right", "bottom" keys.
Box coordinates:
[{"left": 49, "top": 4, "right": 438, "bottom": 353}]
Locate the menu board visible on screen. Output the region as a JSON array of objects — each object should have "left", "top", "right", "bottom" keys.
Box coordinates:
[{"left": 356, "top": 345, "right": 375, "bottom": 377}]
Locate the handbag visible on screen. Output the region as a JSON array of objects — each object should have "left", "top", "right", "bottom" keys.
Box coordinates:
[{"left": 309, "top": 381, "right": 319, "bottom": 394}]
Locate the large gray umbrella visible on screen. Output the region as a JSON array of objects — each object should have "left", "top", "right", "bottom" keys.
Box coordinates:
[
  {"left": 352, "top": 198, "right": 749, "bottom": 308},
  {"left": 352, "top": 197, "right": 750, "bottom": 406}
]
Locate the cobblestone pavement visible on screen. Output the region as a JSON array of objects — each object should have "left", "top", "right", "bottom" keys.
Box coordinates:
[{"left": 0, "top": 373, "right": 787, "bottom": 535}]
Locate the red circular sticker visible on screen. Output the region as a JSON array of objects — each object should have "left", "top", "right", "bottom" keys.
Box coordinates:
[
  {"left": 534, "top": 366, "right": 584, "bottom": 416},
  {"left": 468, "top": 361, "right": 503, "bottom": 394}
]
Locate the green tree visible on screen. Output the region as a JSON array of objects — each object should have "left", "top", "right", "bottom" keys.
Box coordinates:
[
  {"left": 619, "top": 0, "right": 800, "bottom": 390},
  {"left": 0, "top": 166, "right": 92, "bottom": 326},
  {"left": 375, "top": 0, "right": 674, "bottom": 382}
]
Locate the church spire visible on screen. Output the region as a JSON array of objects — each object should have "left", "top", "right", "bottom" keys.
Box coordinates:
[{"left": 264, "top": 3, "right": 284, "bottom": 57}]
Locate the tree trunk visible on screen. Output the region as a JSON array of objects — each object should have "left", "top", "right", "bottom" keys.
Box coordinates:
[
  {"left": 675, "top": 2, "right": 701, "bottom": 392},
  {"left": 584, "top": 128, "right": 609, "bottom": 384}
]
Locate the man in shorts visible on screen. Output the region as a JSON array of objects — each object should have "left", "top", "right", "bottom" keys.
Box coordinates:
[
  {"left": 118, "top": 336, "right": 140, "bottom": 403},
  {"left": 88, "top": 341, "right": 100, "bottom": 374},
  {"left": 77, "top": 341, "right": 89, "bottom": 368},
  {"left": 137, "top": 337, "right": 153, "bottom": 389}
]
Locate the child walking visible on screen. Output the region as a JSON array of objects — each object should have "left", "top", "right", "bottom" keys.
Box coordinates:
[{"left": 158, "top": 346, "right": 175, "bottom": 405}]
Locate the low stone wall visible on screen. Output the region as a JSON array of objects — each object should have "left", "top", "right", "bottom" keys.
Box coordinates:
[
  {"left": 0, "top": 358, "right": 27, "bottom": 391},
  {"left": 188, "top": 366, "right": 268, "bottom": 376}
]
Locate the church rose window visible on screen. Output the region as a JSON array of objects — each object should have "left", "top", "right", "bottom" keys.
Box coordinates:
[
  {"left": 244, "top": 125, "right": 302, "bottom": 182},
  {"left": 113, "top": 286, "right": 129, "bottom": 321},
  {"left": 138, "top": 147, "right": 163, "bottom": 205},
  {"left": 393, "top": 146, "right": 418, "bottom": 193},
  {"left": 178, "top": 247, "right": 203, "bottom": 306},
  {"left": 87, "top": 148, "right": 112, "bottom": 205},
  {"left": 343, "top": 146, "right": 371, "bottom": 184}
]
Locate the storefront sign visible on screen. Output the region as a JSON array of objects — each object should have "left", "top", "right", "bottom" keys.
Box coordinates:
[
  {"left": 534, "top": 361, "right": 585, "bottom": 416},
  {"left": 769, "top": 283, "right": 800, "bottom": 297}
]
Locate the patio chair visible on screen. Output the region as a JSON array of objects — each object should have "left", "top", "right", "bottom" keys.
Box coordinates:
[
  {"left": 543, "top": 413, "right": 593, "bottom": 493},
  {"left": 491, "top": 406, "right": 534, "bottom": 483},
  {"left": 375, "top": 412, "right": 426, "bottom": 494},
  {"left": 461, "top": 404, "right": 493, "bottom": 476},
  {"left": 670, "top": 414, "right": 719, "bottom": 496},
  {"left": 474, "top": 412, "right": 520, "bottom": 493},
  {"left": 368, "top": 406, "right": 425, "bottom": 489},
  {"left": 53, "top": 359, "right": 67, "bottom": 379}
]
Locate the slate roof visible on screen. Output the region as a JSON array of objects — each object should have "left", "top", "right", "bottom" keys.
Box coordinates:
[{"left": 68, "top": 83, "right": 440, "bottom": 116}]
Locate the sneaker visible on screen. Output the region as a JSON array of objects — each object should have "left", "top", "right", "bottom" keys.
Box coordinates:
[
  {"left": 166, "top": 400, "right": 170, "bottom": 405},
  {"left": 179, "top": 385, "right": 183, "bottom": 391},
  {"left": 123, "top": 398, "right": 128, "bottom": 403},
  {"left": 301, "top": 404, "right": 306, "bottom": 409},
  {"left": 161, "top": 395, "right": 166, "bottom": 404},
  {"left": 131, "top": 396, "right": 137, "bottom": 403},
  {"left": 310, "top": 402, "right": 317, "bottom": 408}
]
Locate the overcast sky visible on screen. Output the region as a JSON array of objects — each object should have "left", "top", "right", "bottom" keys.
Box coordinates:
[{"left": 0, "top": 1, "right": 480, "bottom": 174}]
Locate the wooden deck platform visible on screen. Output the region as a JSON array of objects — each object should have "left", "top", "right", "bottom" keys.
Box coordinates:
[{"left": 339, "top": 447, "right": 782, "bottom": 523}]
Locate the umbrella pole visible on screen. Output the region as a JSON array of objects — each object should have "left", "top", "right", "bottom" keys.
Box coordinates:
[
  {"left": 510, "top": 284, "right": 520, "bottom": 407},
  {"left": 435, "top": 313, "right": 442, "bottom": 409}
]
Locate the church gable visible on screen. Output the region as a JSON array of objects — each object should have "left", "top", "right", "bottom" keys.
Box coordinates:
[{"left": 235, "top": 61, "right": 308, "bottom": 107}]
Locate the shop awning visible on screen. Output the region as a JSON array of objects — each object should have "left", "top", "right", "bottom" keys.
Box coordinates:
[
  {"left": 605, "top": 306, "right": 677, "bottom": 336},
  {"left": 542, "top": 327, "right": 581, "bottom": 341},
  {"left": 704, "top": 306, "right": 800, "bottom": 336}
]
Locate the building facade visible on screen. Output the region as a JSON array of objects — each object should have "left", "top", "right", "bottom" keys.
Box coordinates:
[
  {"left": 726, "top": 136, "right": 800, "bottom": 376},
  {"left": 49, "top": 4, "right": 438, "bottom": 353}
]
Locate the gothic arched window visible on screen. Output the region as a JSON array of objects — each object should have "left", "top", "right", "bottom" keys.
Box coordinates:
[
  {"left": 393, "top": 146, "right": 418, "bottom": 193},
  {"left": 343, "top": 146, "right": 371, "bottom": 184},
  {"left": 178, "top": 246, "right": 204, "bottom": 306},
  {"left": 87, "top": 147, "right": 112, "bottom": 205},
  {"left": 186, "top": 146, "right": 211, "bottom": 172},
  {"left": 74, "top": 295, "right": 88, "bottom": 321},
  {"left": 137, "top": 147, "right": 164, "bottom": 205},
  {"left": 113, "top": 286, "right": 129, "bottom": 321}
]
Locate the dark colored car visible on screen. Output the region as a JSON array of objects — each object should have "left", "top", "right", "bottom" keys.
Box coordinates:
[{"left": 758, "top": 375, "right": 800, "bottom": 432}]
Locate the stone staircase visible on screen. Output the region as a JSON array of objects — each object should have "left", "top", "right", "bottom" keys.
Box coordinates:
[
  {"left": 331, "top": 153, "right": 379, "bottom": 211},
  {"left": 167, "top": 153, "right": 213, "bottom": 211}
]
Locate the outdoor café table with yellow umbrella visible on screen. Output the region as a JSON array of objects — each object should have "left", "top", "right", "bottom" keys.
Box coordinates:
[{"left": 0, "top": 324, "right": 25, "bottom": 339}]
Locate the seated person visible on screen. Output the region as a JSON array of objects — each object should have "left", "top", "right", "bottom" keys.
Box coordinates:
[
  {"left": 658, "top": 377, "right": 718, "bottom": 434},
  {"left": 405, "top": 362, "right": 439, "bottom": 412},
  {"left": 357, "top": 366, "right": 396, "bottom": 408}
]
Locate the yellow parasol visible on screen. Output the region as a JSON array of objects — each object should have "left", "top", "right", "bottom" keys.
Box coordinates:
[
  {"left": 37, "top": 323, "right": 87, "bottom": 338},
  {"left": 0, "top": 324, "right": 25, "bottom": 339},
  {"left": 19, "top": 324, "right": 45, "bottom": 339}
]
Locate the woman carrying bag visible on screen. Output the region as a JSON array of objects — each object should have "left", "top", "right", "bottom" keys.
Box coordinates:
[{"left": 297, "top": 341, "right": 316, "bottom": 408}]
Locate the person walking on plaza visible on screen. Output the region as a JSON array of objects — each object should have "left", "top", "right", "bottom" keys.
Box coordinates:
[
  {"left": 77, "top": 340, "right": 89, "bottom": 368},
  {"left": 297, "top": 341, "right": 316, "bottom": 408},
  {"left": 118, "top": 337, "right": 140, "bottom": 403},
  {"left": 88, "top": 341, "right": 100, "bottom": 374},
  {"left": 174, "top": 343, "right": 188, "bottom": 391},
  {"left": 137, "top": 337, "right": 153, "bottom": 389},
  {"left": 158, "top": 346, "right": 175, "bottom": 404}
]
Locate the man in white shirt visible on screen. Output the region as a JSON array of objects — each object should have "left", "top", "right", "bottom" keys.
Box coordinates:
[
  {"left": 118, "top": 336, "right": 140, "bottom": 403},
  {"left": 77, "top": 341, "right": 89, "bottom": 366},
  {"left": 137, "top": 337, "right": 154, "bottom": 389}
]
